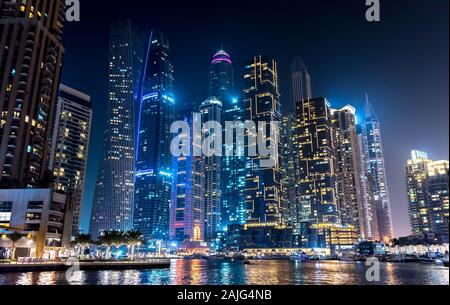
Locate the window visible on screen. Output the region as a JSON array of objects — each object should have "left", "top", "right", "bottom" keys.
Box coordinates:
[
  {"left": 0, "top": 201, "right": 13, "bottom": 223},
  {"left": 28, "top": 201, "right": 44, "bottom": 209}
]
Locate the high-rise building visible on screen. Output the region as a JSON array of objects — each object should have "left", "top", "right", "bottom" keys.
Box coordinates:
[
  {"left": 134, "top": 31, "right": 175, "bottom": 241},
  {"left": 405, "top": 150, "right": 449, "bottom": 240},
  {"left": 0, "top": 0, "right": 65, "bottom": 188},
  {"left": 209, "top": 49, "right": 234, "bottom": 104},
  {"left": 280, "top": 114, "right": 298, "bottom": 226},
  {"left": 295, "top": 97, "right": 338, "bottom": 225},
  {"left": 50, "top": 84, "right": 92, "bottom": 236},
  {"left": 200, "top": 97, "right": 223, "bottom": 241},
  {"left": 243, "top": 56, "right": 284, "bottom": 226},
  {"left": 170, "top": 113, "right": 204, "bottom": 242},
  {"left": 360, "top": 96, "right": 393, "bottom": 241},
  {"left": 208, "top": 49, "right": 246, "bottom": 230},
  {"left": 332, "top": 105, "right": 364, "bottom": 237},
  {"left": 90, "top": 21, "right": 143, "bottom": 239},
  {"left": 289, "top": 56, "right": 312, "bottom": 114},
  {"left": 356, "top": 126, "right": 379, "bottom": 241}
]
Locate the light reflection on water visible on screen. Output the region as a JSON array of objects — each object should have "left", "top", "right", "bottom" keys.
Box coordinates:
[{"left": 0, "top": 260, "right": 448, "bottom": 285}]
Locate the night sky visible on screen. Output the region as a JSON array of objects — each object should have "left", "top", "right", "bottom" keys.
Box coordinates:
[{"left": 61, "top": 0, "right": 449, "bottom": 237}]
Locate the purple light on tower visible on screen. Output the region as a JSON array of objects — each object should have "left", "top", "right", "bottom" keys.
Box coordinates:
[{"left": 212, "top": 50, "right": 232, "bottom": 64}]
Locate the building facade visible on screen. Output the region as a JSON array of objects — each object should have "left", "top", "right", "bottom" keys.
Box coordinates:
[
  {"left": 295, "top": 97, "right": 338, "bottom": 225},
  {"left": 406, "top": 150, "right": 449, "bottom": 241},
  {"left": 90, "top": 21, "right": 143, "bottom": 239},
  {"left": 134, "top": 31, "right": 175, "bottom": 241},
  {"left": 0, "top": 188, "right": 72, "bottom": 258},
  {"left": 243, "top": 56, "right": 284, "bottom": 226},
  {"left": 200, "top": 97, "right": 223, "bottom": 242},
  {"left": 170, "top": 113, "right": 205, "bottom": 242},
  {"left": 51, "top": 84, "right": 92, "bottom": 236},
  {"left": 289, "top": 56, "right": 312, "bottom": 114},
  {"left": 332, "top": 105, "right": 364, "bottom": 237},
  {"left": 360, "top": 97, "right": 393, "bottom": 241},
  {"left": 0, "top": 0, "right": 65, "bottom": 188}
]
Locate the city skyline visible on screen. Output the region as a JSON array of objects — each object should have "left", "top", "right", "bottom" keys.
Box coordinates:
[{"left": 59, "top": 0, "right": 449, "bottom": 238}]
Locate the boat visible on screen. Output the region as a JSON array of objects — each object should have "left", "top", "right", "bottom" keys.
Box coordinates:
[{"left": 205, "top": 254, "right": 227, "bottom": 261}]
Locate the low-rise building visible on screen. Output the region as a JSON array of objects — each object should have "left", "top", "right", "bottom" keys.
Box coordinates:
[{"left": 0, "top": 188, "right": 72, "bottom": 259}]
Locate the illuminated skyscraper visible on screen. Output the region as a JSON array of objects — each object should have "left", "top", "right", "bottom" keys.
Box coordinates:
[
  {"left": 243, "top": 56, "right": 284, "bottom": 226},
  {"left": 406, "top": 150, "right": 449, "bottom": 240},
  {"left": 356, "top": 126, "right": 379, "bottom": 241},
  {"left": 0, "top": 0, "right": 65, "bottom": 188},
  {"left": 360, "top": 96, "right": 393, "bottom": 241},
  {"left": 296, "top": 97, "right": 338, "bottom": 225},
  {"left": 170, "top": 113, "right": 204, "bottom": 242},
  {"left": 209, "top": 50, "right": 234, "bottom": 104},
  {"left": 51, "top": 84, "right": 92, "bottom": 236},
  {"left": 90, "top": 21, "right": 143, "bottom": 239},
  {"left": 134, "top": 31, "right": 175, "bottom": 241},
  {"left": 200, "top": 97, "right": 223, "bottom": 241},
  {"left": 332, "top": 105, "right": 364, "bottom": 237}
]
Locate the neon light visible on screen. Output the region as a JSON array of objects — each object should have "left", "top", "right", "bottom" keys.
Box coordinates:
[
  {"left": 143, "top": 92, "right": 158, "bottom": 100},
  {"left": 136, "top": 169, "right": 154, "bottom": 177},
  {"left": 212, "top": 57, "right": 232, "bottom": 64},
  {"left": 159, "top": 170, "right": 172, "bottom": 178}
]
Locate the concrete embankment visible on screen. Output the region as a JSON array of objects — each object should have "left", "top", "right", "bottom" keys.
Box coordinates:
[{"left": 0, "top": 259, "right": 170, "bottom": 273}]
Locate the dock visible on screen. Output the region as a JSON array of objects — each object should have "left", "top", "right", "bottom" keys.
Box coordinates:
[{"left": 0, "top": 258, "right": 171, "bottom": 273}]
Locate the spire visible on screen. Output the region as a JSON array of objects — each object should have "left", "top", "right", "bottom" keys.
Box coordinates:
[{"left": 364, "top": 93, "right": 378, "bottom": 122}]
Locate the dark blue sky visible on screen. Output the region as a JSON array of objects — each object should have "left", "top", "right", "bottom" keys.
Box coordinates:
[{"left": 61, "top": 0, "right": 449, "bottom": 237}]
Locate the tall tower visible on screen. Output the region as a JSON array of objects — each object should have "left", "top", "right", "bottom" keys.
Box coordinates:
[
  {"left": 356, "top": 125, "right": 379, "bottom": 241},
  {"left": 200, "top": 97, "right": 223, "bottom": 242},
  {"left": 170, "top": 113, "right": 205, "bottom": 242},
  {"left": 243, "top": 56, "right": 284, "bottom": 226},
  {"left": 296, "top": 97, "right": 338, "bottom": 225},
  {"left": 90, "top": 21, "right": 143, "bottom": 239},
  {"left": 332, "top": 105, "right": 364, "bottom": 236},
  {"left": 209, "top": 49, "right": 234, "bottom": 104},
  {"left": 0, "top": 0, "right": 65, "bottom": 188},
  {"left": 134, "top": 31, "right": 175, "bottom": 241},
  {"left": 51, "top": 84, "right": 92, "bottom": 236},
  {"left": 360, "top": 95, "right": 393, "bottom": 241},
  {"left": 289, "top": 56, "right": 312, "bottom": 113}
]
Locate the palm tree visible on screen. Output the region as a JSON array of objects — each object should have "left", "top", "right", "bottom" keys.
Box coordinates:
[
  {"left": 125, "top": 230, "right": 145, "bottom": 260},
  {"left": 7, "top": 232, "right": 23, "bottom": 260},
  {"left": 98, "top": 230, "right": 125, "bottom": 259},
  {"left": 72, "top": 234, "right": 92, "bottom": 258}
]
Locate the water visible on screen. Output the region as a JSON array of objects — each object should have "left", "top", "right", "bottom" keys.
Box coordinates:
[{"left": 0, "top": 259, "right": 448, "bottom": 285}]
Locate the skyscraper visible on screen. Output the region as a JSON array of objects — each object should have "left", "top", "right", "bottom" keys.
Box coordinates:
[
  {"left": 209, "top": 50, "right": 234, "bottom": 104},
  {"left": 332, "top": 105, "right": 364, "bottom": 237},
  {"left": 200, "top": 97, "right": 223, "bottom": 241},
  {"left": 90, "top": 21, "right": 143, "bottom": 239},
  {"left": 360, "top": 96, "right": 393, "bottom": 241},
  {"left": 208, "top": 49, "right": 246, "bottom": 230},
  {"left": 0, "top": 0, "right": 65, "bottom": 188},
  {"left": 50, "top": 84, "right": 92, "bottom": 236},
  {"left": 356, "top": 126, "right": 379, "bottom": 241},
  {"left": 296, "top": 97, "right": 338, "bottom": 225},
  {"left": 243, "top": 56, "right": 284, "bottom": 226},
  {"left": 134, "top": 31, "right": 175, "bottom": 241},
  {"left": 406, "top": 150, "right": 449, "bottom": 240},
  {"left": 289, "top": 56, "right": 312, "bottom": 114},
  {"left": 170, "top": 113, "right": 204, "bottom": 242}
]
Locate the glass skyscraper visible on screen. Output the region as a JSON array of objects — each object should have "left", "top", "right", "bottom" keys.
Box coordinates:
[
  {"left": 134, "top": 31, "right": 175, "bottom": 241},
  {"left": 90, "top": 21, "right": 143, "bottom": 239},
  {"left": 360, "top": 96, "right": 393, "bottom": 241},
  {"left": 200, "top": 97, "right": 223, "bottom": 242}
]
